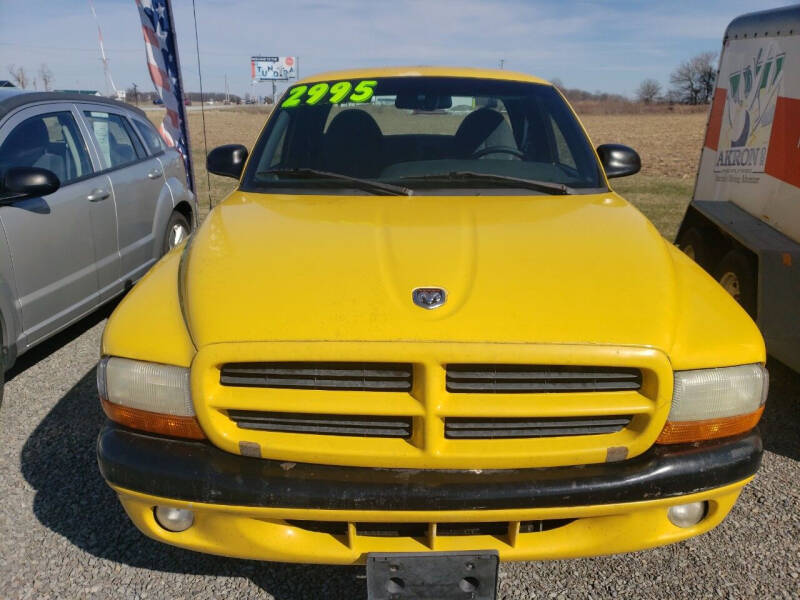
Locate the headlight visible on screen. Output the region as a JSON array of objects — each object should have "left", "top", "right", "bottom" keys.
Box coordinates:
[
  {"left": 97, "top": 357, "right": 204, "bottom": 439},
  {"left": 657, "top": 363, "right": 767, "bottom": 444}
]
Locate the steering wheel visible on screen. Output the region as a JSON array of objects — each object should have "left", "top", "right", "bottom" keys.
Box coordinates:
[{"left": 470, "top": 145, "right": 525, "bottom": 159}]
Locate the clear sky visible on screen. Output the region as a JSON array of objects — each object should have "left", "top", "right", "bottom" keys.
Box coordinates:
[{"left": 0, "top": 0, "right": 789, "bottom": 98}]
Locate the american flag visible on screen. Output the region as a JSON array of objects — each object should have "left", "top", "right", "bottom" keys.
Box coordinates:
[{"left": 135, "top": 0, "right": 194, "bottom": 191}]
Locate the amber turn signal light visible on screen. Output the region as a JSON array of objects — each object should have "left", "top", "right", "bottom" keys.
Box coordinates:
[
  {"left": 101, "top": 398, "right": 206, "bottom": 440},
  {"left": 656, "top": 406, "right": 764, "bottom": 445}
]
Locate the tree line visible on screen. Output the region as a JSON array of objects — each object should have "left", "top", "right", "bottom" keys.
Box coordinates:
[
  {"left": 636, "top": 52, "right": 717, "bottom": 105},
  {"left": 5, "top": 64, "right": 54, "bottom": 91}
]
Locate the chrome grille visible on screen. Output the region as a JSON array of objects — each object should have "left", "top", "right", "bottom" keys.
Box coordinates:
[
  {"left": 220, "top": 362, "right": 413, "bottom": 392},
  {"left": 444, "top": 415, "right": 632, "bottom": 439},
  {"left": 228, "top": 410, "right": 413, "bottom": 438},
  {"left": 446, "top": 364, "right": 642, "bottom": 393}
]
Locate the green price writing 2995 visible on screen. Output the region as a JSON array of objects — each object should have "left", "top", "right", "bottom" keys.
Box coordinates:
[{"left": 281, "top": 80, "right": 377, "bottom": 108}]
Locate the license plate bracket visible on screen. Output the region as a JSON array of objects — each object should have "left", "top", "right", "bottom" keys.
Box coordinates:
[{"left": 366, "top": 551, "right": 499, "bottom": 599}]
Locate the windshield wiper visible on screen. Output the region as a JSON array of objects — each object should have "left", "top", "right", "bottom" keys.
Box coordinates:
[
  {"left": 257, "top": 168, "right": 413, "bottom": 196},
  {"left": 397, "top": 171, "right": 572, "bottom": 195}
]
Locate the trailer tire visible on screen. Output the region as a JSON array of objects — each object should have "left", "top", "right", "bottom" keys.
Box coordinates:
[
  {"left": 677, "top": 227, "right": 714, "bottom": 270},
  {"left": 715, "top": 249, "right": 757, "bottom": 318}
]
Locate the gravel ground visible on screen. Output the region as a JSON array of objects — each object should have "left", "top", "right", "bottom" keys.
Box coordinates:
[{"left": 0, "top": 308, "right": 798, "bottom": 599}]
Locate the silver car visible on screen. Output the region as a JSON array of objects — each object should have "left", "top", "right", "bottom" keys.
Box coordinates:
[{"left": 0, "top": 90, "right": 197, "bottom": 398}]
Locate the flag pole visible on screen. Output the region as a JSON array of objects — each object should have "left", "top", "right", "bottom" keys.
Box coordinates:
[{"left": 163, "top": 0, "right": 195, "bottom": 193}]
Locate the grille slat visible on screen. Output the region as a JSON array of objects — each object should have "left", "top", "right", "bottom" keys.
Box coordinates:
[
  {"left": 221, "top": 362, "right": 413, "bottom": 392},
  {"left": 285, "top": 519, "right": 576, "bottom": 538},
  {"left": 228, "top": 410, "right": 412, "bottom": 439},
  {"left": 445, "top": 416, "right": 632, "bottom": 439},
  {"left": 446, "top": 364, "right": 642, "bottom": 393}
]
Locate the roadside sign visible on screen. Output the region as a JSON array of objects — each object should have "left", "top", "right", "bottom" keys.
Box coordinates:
[{"left": 251, "top": 56, "right": 297, "bottom": 81}]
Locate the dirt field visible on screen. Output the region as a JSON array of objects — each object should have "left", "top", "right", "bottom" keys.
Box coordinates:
[{"left": 151, "top": 107, "right": 710, "bottom": 240}]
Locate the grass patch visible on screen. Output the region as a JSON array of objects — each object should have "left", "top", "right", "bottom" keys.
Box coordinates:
[{"left": 611, "top": 175, "right": 694, "bottom": 240}]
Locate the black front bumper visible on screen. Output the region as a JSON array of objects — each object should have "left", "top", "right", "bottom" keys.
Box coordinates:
[{"left": 97, "top": 422, "right": 762, "bottom": 511}]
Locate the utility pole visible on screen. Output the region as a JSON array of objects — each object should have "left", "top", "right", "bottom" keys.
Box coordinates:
[{"left": 89, "top": 0, "right": 117, "bottom": 96}]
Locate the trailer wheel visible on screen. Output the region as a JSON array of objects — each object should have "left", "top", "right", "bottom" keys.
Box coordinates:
[
  {"left": 715, "top": 249, "right": 757, "bottom": 318},
  {"left": 676, "top": 227, "right": 713, "bottom": 270}
]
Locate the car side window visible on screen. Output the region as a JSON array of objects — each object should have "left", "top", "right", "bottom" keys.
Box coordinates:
[
  {"left": 132, "top": 119, "right": 166, "bottom": 155},
  {"left": 0, "top": 111, "right": 93, "bottom": 189},
  {"left": 82, "top": 110, "right": 145, "bottom": 170}
]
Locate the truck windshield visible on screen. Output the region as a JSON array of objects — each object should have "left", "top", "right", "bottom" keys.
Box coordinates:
[{"left": 241, "top": 76, "right": 605, "bottom": 194}]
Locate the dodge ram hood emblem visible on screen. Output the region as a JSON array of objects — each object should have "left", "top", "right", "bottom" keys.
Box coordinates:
[{"left": 412, "top": 287, "right": 447, "bottom": 309}]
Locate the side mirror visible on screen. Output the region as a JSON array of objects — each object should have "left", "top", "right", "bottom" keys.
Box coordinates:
[
  {"left": 2, "top": 166, "right": 60, "bottom": 199},
  {"left": 596, "top": 144, "right": 641, "bottom": 179},
  {"left": 207, "top": 144, "right": 248, "bottom": 179}
]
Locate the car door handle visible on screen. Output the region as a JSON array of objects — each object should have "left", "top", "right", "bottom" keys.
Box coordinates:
[
  {"left": 87, "top": 188, "right": 111, "bottom": 202},
  {"left": 147, "top": 169, "right": 163, "bottom": 179}
]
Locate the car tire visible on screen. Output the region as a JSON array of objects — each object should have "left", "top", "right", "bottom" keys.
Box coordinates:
[
  {"left": 714, "top": 249, "right": 757, "bottom": 318},
  {"left": 163, "top": 211, "right": 191, "bottom": 254},
  {"left": 677, "top": 227, "right": 714, "bottom": 270}
]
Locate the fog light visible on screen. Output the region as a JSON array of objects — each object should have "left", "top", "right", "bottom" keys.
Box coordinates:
[
  {"left": 154, "top": 506, "right": 194, "bottom": 532},
  {"left": 667, "top": 501, "right": 707, "bottom": 528}
]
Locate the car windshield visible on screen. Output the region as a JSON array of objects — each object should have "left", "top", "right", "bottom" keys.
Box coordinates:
[{"left": 241, "top": 76, "right": 605, "bottom": 195}]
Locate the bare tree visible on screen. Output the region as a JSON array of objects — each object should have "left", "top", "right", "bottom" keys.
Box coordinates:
[
  {"left": 38, "top": 64, "right": 54, "bottom": 91},
  {"left": 7, "top": 64, "right": 29, "bottom": 89},
  {"left": 669, "top": 52, "right": 717, "bottom": 104},
  {"left": 636, "top": 79, "right": 662, "bottom": 104}
]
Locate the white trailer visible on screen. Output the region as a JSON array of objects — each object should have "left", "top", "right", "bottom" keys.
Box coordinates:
[{"left": 677, "top": 4, "right": 800, "bottom": 372}]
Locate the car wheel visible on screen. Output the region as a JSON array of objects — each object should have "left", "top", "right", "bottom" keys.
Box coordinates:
[
  {"left": 676, "top": 227, "right": 713, "bottom": 269},
  {"left": 715, "top": 249, "right": 757, "bottom": 318},
  {"left": 163, "top": 212, "right": 191, "bottom": 254}
]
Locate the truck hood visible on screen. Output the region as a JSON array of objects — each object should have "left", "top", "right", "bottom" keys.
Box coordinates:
[{"left": 182, "top": 191, "right": 680, "bottom": 350}]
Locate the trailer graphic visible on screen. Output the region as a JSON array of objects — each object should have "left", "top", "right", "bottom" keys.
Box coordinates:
[{"left": 677, "top": 4, "right": 800, "bottom": 372}]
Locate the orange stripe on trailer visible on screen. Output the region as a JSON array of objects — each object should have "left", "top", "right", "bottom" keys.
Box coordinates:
[
  {"left": 765, "top": 96, "right": 800, "bottom": 188},
  {"left": 704, "top": 87, "right": 726, "bottom": 151}
]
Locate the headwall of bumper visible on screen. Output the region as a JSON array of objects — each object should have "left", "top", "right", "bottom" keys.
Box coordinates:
[{"left": 97, "top": 422, "right": 762, "bottom": 511}]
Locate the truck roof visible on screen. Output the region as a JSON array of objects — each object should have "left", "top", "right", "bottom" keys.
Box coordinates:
[
  {"left": 726, "top": 4, "right": 800, "bottom": 40},
  {"left": 297, "top": 66, "right": 551, "bottom": 86}
]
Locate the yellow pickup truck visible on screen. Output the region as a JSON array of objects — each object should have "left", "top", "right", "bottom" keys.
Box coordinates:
[{"left": 97, "top": 67, "right": 767, "bottom": 595}]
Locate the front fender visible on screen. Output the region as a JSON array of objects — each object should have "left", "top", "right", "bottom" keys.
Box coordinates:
[
  {"left": 0, "top": 273, "right": 20, "bottom": 370},
  {"left": 0, "top": 220, "right": 22, "bottom": 368},
  {"left": 102, "top": 244, "right": 195, "bottom": 367},
  {"left": 666, "top": 242, "right": 765, "bottom": 370},
  {"left": 149, "top": 181, "right": 179, "bottom": 262}
]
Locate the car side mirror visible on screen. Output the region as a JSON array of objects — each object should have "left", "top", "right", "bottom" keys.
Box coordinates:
[
  {"left": 207, "top": 144, "right": 248, "bottom": 179},
  {"left": 596, "top": 144, "right": 641, "bottom": 179},
  {"left": 1, "top": 166, "right": 60, "bottom": 200}
]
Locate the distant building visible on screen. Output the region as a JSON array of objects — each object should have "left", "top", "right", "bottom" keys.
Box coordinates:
[{"left": 0, "top": 80, "right": 15, "bottom": 88}]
